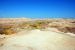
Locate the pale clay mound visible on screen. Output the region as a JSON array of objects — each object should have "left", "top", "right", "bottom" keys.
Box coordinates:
[{"left": 0, "top": 29, "right": 75, "bottom": 50}]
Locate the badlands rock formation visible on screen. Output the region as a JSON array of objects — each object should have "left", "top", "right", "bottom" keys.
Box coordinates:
[
  {"left": 0, "top": 18, "right": 75, "bottom": 50},
  {"left": 0, "top": 29, "right": 75, "bottom": 50}
]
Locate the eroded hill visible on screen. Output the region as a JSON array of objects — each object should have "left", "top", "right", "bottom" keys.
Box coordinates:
[{"left": 0, "top": 18, "right": 75, "bottom": 35}]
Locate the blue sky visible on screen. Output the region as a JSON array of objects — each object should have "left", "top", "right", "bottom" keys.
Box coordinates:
[{"left": 0, "top": 0, "right": 75, "bottom": 18}]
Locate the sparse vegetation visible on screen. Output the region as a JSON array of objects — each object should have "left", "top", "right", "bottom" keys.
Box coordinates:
[{"left": 0, "top": 18, "right": 75, "bottom": 35}]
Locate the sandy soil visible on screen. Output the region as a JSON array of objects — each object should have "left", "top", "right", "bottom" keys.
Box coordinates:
[{"left": 0, "top": 29, "right": 75, "bottom": 50}]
